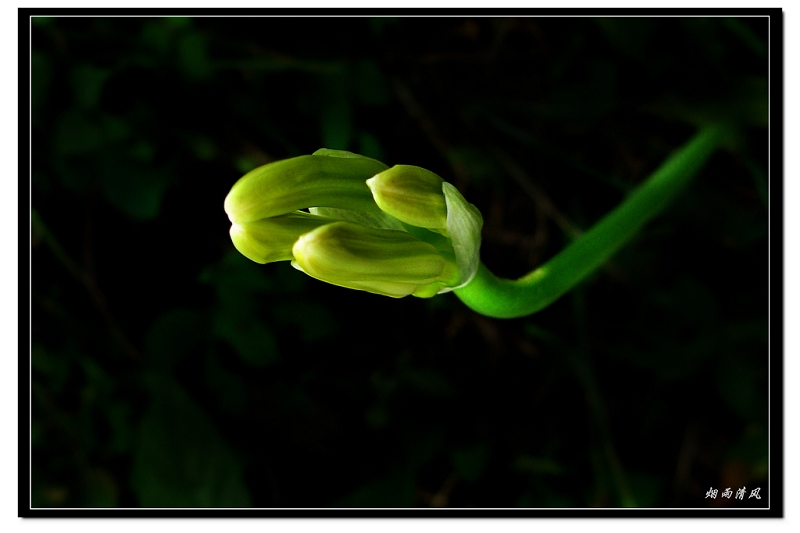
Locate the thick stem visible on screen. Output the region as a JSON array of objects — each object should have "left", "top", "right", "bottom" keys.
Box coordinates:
[{"left": 454, "top": 124, "right": 726, "bottom": 319}]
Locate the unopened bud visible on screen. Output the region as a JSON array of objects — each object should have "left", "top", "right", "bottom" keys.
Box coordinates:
[
  {"left": 366, "top": 165, "right": 448, "bottom": 232},
  {"left": 229, "top": 211, "right": 335, "bottom": 264},
  {"left": 224, "top": 153, "right": 388, "bottom": 224},
  {"left": 223, "top": 148, "right": 483, "bottom": 298},
  {"left": 291, "top": 221, "right": 459, "bottom": 298}
]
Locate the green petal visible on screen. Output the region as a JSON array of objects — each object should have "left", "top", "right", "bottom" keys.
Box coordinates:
[
  {"left": 440, "top": 182, "right": 483, "bottom": 291},
  {"left": 224, "top": 154, "right": 388, "bottom": 224},
  {"left": 366, "top": 165, "right": 448, "bottom": 231},
  {"left": 312, "top": 148, "right": 387, "bottom": 167},
  {"left": 309, "top": 206, "right": 406, "bottom": 231},
  {"left": 230, "top": 211, "right": 335, "bottom": 264},
  {"left": 291, "top": 221, "right": 457, "bottom": 297}
]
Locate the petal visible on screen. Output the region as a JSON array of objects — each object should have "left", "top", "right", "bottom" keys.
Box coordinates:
[
  {"left": 311, "top": 148, "right": 387, "bottom": 167},
  {"left": 309, "top": 206, "right": 406, "bottom": 231},
  {"left": 291, "top": 221, "right": 458, "bottom": 297},
  {"left": 366, "top": 165, "right": 448, "bottom": 231},
  {"left": 230, "top": 211, "right": 335, "bottom": 264},
  {"left": 439, "top": 182, "right": 483, "bottom": 292},
  {"left": 224, "top": 154, "right": 388, "bottom": 224}
]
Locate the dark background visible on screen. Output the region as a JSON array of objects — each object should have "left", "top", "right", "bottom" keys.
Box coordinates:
[{"left": 29, "top": 15, "right": 769, "bottom": 508}]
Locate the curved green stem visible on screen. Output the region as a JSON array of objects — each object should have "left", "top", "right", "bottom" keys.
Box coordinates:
[{"left": 454, "top": 124, "right": 727, "bottom": 319}]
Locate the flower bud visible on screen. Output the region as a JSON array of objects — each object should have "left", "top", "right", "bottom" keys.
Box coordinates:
[
  {"left": 291, "top": 221, "right": 460, "bottom": 298},
  {"left": 229, "top": 211, "right": 335, "bottom": 264},
  {"left": 223, "top": 148, "right": 483, "bottom": 298},
  {"left": 224, "top": 153, "right": 388, "bottom": 224},
  {"left": 366, "top": 165, "right": 448, "bottom": 232}
]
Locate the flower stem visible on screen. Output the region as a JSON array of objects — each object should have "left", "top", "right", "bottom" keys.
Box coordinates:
[{"left": 454, "top": 124, "right": 727, "bottom": 319}]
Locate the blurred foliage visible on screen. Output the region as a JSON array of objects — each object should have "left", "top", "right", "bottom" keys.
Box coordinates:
[{"left": 30, "top": 16, "right": 769, "bottom": 508}]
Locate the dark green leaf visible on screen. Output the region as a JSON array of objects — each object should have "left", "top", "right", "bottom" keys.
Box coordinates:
[
  {"left": 334, "top": 469, "right": 415, "bottom": 507},
  {"left": 54, "top": 110, "right": 106, "bottom": 156},
  {"left": 354, "top": 60, "right": 390, "bottom": 106},
  {"left": 100, "top": 160, "right": 172, "bottom": 220},
  {"left": 145, "top": 308, "right": 206, "bottom": 371},
  {"left": 71, "top": 64, "right": 111, "bottom": 109},
  {"left": 213, "top": 310, "right": 278, "bottom": 367},
  {"left": 178, "top": 32, "right": 212, "bottom": 80},
  {"left": 452, "top": 444, "right": 488, "bottom": 483},
  {"left": 131, "top": 376, "right": 251, "bottom": 507}
]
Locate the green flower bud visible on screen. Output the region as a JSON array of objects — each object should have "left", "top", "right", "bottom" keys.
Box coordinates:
[
  {"left": 222, "top": 148, "right": 484, "bottom": 298},
  {"left": 291, "top": 221, "right": 460, "bottom": 298},
  {"left": 229, "top": 211, "right": 335, "bottom": 264},
  {"left": 366, "top": 165, "right": 448, "bottom": 232},
  {"left": 224, "top": 152, "right": 388, "bottom": 224},
  {"left": 367, "top": 166, "right": 484, "bottom": 292}
]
